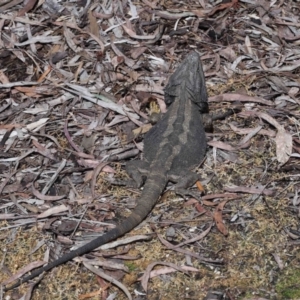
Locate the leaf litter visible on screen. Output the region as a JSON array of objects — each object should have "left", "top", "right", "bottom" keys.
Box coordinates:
[{"left": 1, "top": 0, "right": 300, "bottom": 299}]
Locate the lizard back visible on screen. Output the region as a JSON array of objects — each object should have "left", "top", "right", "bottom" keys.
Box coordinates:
[{"left": 144, "top": 51, "right": 208, "bottom": 174}]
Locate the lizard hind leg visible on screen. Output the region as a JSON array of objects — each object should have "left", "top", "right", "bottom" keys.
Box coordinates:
[
  {"left": 168, "top": 171, "right": 203, "bottom": 200},
  {"left": 125, "top": 160, "right": 150, "bottom": 188}
]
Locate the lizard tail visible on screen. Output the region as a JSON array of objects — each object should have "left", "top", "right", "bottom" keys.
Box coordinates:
[{"left": 4, "top": 172, "right": 168, "bottom": 291}]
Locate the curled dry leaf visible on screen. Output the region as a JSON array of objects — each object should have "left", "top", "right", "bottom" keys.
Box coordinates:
[
  {"left": 144, "top": 265, "right": 199, "bottom": 279},
  {"left": 157, "top": 234, "right": 223, "bottom": 265},
  {"left": 37, "top": 204, "right": 69, "bottom": 219},
  {"left": 32, "top": 184, "right": 66, "bottom": 201},
  {"left": 140, "top": 261, "right": 189, "bottom": 291},
  {"left": 173, "top": 223, "right": 212, "bottom": 248}
]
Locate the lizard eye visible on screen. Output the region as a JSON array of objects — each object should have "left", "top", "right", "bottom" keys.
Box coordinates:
[{"left": 165, "top": 94, "right": 175, "bottom": 106}]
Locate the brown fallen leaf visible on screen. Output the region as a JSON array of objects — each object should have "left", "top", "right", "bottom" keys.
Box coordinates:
[
  {"left": 224, "top": 185, "right": 275, "bottom": 196},
  {"left": 202, "top": 193, "right": 238, "bottom": 200},
  {"left": 196, "top": 180, "right": 205, "bottom": 192},
  {"left": 14, "top": 85, "right": 56, "bottom": 95},
  {"left": 229, "top": 123, "right": 276, "bottom": 138},
  {"left": 271, "top": 253, "right": 284, "bottom": 270},
  {"left": 207, "top": 0, "right": 239, "bottom": 16},
  {"left": 213, "top": 200, "right": 229, "bottom": 236},
  {"left": 88, "top": 9, "right": 99, "bottom": 37},
  {"left": 17, "top": 0, "right": 38, "bottom": 16},
  {"left": 255, "top": 112, "right": 292, "bottom": 165},
  {"left": 208, "top": 140, "right": 236, "bottom": 151},
  {"left": 202, "top": 193, "right": 241, "bottom": 207},
  {"left": 122, "top": 24, "right": 156, "bottom": 40},
  {"left": 145, "top": 265, "right": 199, "bottom": 279},
  {"left": 208, "top": 93, "right": 274, "bottom": 106},
  {"left": 195, "top": 202, "right": 207, "bottom": 213},
  {"left": 37, "top": 65, "right": 52, "bottom": 83},
  {"left": 0, "top": 69, "right": 10, "bottom": 83}
]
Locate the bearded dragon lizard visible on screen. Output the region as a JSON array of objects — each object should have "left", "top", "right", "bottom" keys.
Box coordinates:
[{"left": 4, "top": 51, "right": 208, "bottom": 291}]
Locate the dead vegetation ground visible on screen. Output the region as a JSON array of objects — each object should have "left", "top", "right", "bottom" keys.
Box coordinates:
[{"left": 1, "top": 0, "right": 300, "bottom": 299}]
